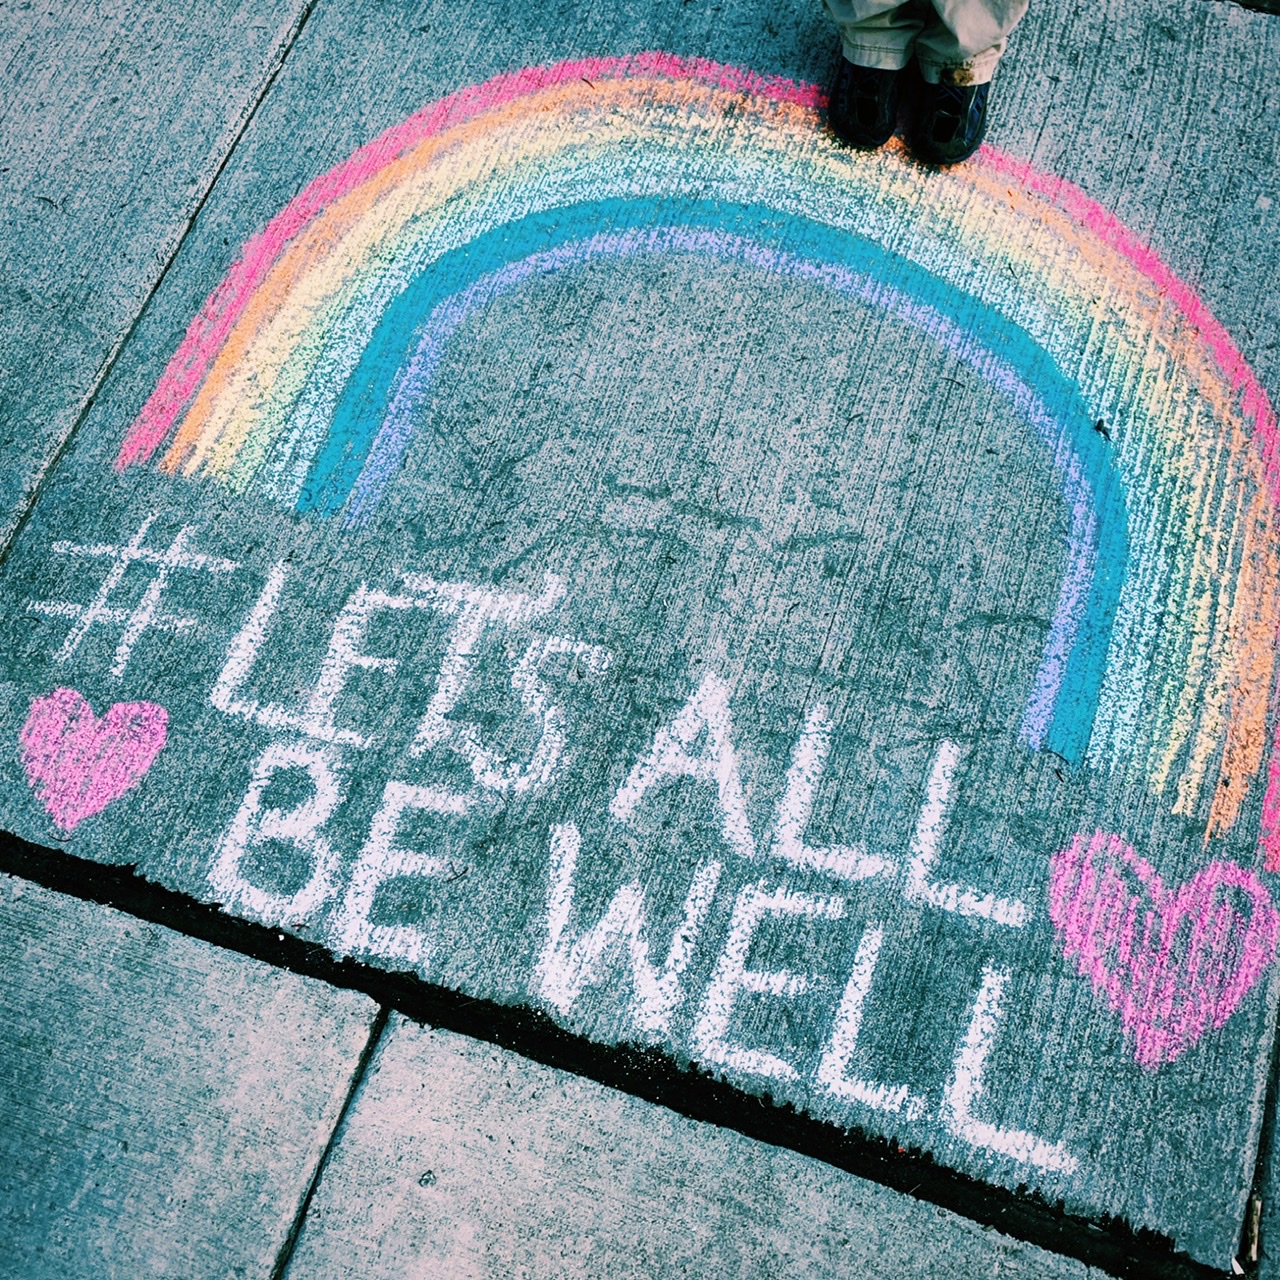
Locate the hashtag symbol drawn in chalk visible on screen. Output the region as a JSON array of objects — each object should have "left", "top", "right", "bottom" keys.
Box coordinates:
[{"left": 27, "top": 515, "right": 241, "bottom": 680}]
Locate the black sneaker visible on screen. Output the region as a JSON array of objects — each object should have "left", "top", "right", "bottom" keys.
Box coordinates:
[
  {"left": 911, "top": 78, "right": 990, "bottom": 165},
  {"left": 828, "top": 56, "right": 901, "bottom": 150}
]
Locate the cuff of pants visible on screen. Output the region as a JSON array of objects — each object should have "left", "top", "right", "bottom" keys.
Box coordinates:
[
  {"left": 841, "top": 42, "right": 1004, "bottom": 83},
  {"left": 840, "top": 39, "right": 915, "bottom": 72},
  {"left": 915, "top": 44, "right": 1004, "bottom": 85}
]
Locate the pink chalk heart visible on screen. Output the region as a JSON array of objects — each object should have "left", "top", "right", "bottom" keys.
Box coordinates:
[
  {"left": 1049, "top": 831, "right": 1279, "bottom": 1068},
  {"left": 19, "top": 687, "right": 168, "bottom": 833}
]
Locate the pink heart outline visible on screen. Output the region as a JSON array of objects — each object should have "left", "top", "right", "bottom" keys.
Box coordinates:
[
  {"left": 1049, "top": 831, "right": 1279, "bottom": 1068},
  {"left": 18, "top": 687, "right": 168, "bottom": 833}
]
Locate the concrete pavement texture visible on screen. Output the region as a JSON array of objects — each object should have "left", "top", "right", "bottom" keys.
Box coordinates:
[
  {"left": 0, "top": 873, "right": 377, "bottom": 1279},
  {"left": 2, "top": 0, "right": 1279, "bottom": 1274},
  {"left": 283, "top": 1014, "right": 1104, "bottom": 1280},
  {"left": 0, "top": 881, "right": 1102, "bottom": 1280},
  {"left": 0, "top": 0, "right": 310, "bottom": 544}
]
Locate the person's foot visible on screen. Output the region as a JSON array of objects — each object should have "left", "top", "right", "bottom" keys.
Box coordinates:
[
  {"left": 910, "top": 78, "right": 990, "bottom": 165},
  {"left": 827, "top": 57, "right": 901, "bottom": 150}
]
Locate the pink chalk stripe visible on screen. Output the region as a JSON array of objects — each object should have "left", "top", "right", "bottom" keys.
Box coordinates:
[
  {"left": 977, "top": 150, "right": 1280, "bottom": 869},
  {"left": 1262, "top": 688, "right": 1280, "bottom": 872},
  {"left": 978, "top": 147, "right": 1278, "bottom": 469},
  {"left": 113, "top": 53, "right": 821, "bottom": 469},
  {"left": 117, "top": 57, "right": 1277, "bottom": 479},
  {"left": 113, "top": 56, "right": 1280, "bottom": 868}
]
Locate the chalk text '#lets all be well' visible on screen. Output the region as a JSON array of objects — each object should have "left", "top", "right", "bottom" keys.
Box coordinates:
[{"left": 29, "top": 521, "right": 1078, "bottom": 1176}]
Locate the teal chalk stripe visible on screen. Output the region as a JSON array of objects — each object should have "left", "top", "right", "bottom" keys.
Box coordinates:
[{"left": 304, "top": 196, "right": 1124, "bottom": 764}]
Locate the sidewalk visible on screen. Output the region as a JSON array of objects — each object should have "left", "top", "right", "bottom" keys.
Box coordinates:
[{"left": 1, "top": 0, "right": 1279, "bottom": 1275}]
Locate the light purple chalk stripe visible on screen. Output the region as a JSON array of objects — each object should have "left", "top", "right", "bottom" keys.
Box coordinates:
[{"left": 346, "top": 226, "right": 1097, "bottom": 748}]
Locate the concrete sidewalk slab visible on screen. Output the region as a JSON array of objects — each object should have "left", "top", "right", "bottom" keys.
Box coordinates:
[
  {"left": 283, "top": 1013, "right": 1103, "bottom": 1280},
  {"left": 0, "top": 0, "right": 308, "bottom": 543},
  {"left": 0, "top": 0, "right": 1278, "bottom": 1270},
  {"left": 0, "top": 873, "right": 377, "bottom": 1279}
]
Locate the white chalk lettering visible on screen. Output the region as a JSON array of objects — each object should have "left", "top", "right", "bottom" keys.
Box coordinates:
[
  {"left": 535, "top": 821, "right": 722, "bottom": 1035},
  {"left": 691, "top": 882, "right": 845, "bottom": 1081},
  {"left": 610, "top": 671, "right": 755, "bottom": 861},
  {"left": 301, "top": 584, "right": 429, "bottom": 746},
  {"left": 905, "top": 742, "right": 1029, "bottom": 928},
  {"left": 331, "top": 780, "right": 469, "bottom": 973},
  {"left": 940, "top": 966, "right": 1078, "bottom": 1174},
  {"left": 773, "top": 704, "right": 889, "bottom": 882},
  {"left": 499, "top": 634, "right": 611, "bottom": 793},
  {"left": 405, "top": 572, "right": 577, "bottom": 793},
  {"left": 211, "top": 561, "right": 307, "bottom": 735},
  {"left": 209, "top": 739, "right": 344, "bottom": 926},
  {"left": 30, "top": 514, "right": 240, "bottom": 680},
  {"left": 214, "top": 568, "right": 430, "bottom": 747},
  {"left": 816, "top": 923, "right": 924, "bottom": 1117}
]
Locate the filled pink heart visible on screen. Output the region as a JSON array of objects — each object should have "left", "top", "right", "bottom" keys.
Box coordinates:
[
  {"left": 19, "top": 687, "right": 168, "bottom": 833},
  {"left": 1049, "top": 831, "right": 1279, "bottom": 1068}
]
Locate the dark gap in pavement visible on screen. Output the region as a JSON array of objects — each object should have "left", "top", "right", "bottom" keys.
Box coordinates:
[
  {"left": 0, "top": 829, "right": 1228, "bottom": 1280},
  {"left": 271, "top": 1004, "right": 391, "bottom": 1280},
  {"left": 1242, "top": 1023, "right": 1280, "bottom": 1270}
]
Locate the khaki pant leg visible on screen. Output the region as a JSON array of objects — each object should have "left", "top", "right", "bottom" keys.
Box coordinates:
[
  {"left": 914, "top": 0, "right": 1029, "bottom": 84},
  {"left": 823, "top": 0, "right": 927, "bottom": 71}
]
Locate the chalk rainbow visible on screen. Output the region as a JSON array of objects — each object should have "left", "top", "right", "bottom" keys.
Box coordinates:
[{"left": 115, "top": 53, "right": 1280, "bottom": 860}]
